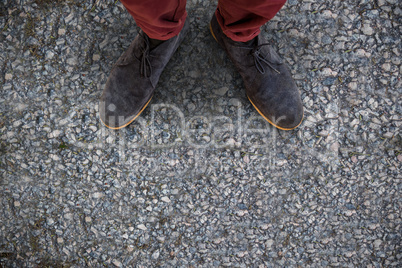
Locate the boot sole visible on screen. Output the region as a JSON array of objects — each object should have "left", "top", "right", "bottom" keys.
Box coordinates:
[
  {"left": 209, "top": 22, "right": 303, "bottom": 131},
  {"left": 99, "top": 95, "right": 153, "bottom": 130},
  {"left": 247, "top": 95, "right": 303, "bottom": 131}
]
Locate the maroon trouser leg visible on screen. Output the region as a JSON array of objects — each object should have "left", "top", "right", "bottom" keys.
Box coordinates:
[
  {"left": 216, "top": 0, "right": 287, "bottom": 42},
  {"left": 120, "top": 0, "right": 188, "bottom": 40},
  {"left": 120, "top": 0, "right": 287, "bottom": 42}
]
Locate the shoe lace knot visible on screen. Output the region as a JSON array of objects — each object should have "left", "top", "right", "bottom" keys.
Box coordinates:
[
  {"left": 139, "top": 34, "right": 153, "bottom": 78},
  {"left": 250, "top": 44, "right": 281, "bottom": 75}
]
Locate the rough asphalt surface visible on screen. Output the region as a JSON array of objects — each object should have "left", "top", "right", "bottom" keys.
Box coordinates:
[{"left": 0, "top": 0, "right": 401, "bottom": 267}]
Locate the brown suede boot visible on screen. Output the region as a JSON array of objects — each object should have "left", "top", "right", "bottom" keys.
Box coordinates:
[
  {"left": 99, "top": 19, "right": 190, "bottom": 129},
  {"left": 209, "top": 14, "right": 303, "bottom": 130}
]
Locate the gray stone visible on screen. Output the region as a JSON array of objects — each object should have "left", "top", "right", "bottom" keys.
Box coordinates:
[{"left": 0, "top": 1, "right": 399, "bottom": 267}]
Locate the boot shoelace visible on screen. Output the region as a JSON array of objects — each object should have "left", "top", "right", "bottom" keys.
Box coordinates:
[
  {"left": 139, "top": 33, "right": 152, "bottom": 78},
  {"left": 240, "top": 43, "right": 281, "bottom": 74},
  {"left": 140, "top": 34, "right": 280, "bottom": 77}
]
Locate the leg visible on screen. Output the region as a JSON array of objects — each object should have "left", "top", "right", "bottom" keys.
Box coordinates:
[
  {"left": 210, "top": 0, "right": 304, "bottom": 130},
  {"left": 120, "top": 0, "right": 187, "bottom": 40},
  {"left": 215, "top": 0, "right": 287, "bottom": 42}
]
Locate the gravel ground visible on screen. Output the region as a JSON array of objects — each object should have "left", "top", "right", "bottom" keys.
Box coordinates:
[{"left": 0, "top": 0, "right": 401, "bottom": 267}]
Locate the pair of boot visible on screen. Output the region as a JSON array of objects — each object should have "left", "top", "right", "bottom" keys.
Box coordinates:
[{"left": 99, "top": 14, "right": 303, "bottom": 131}]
